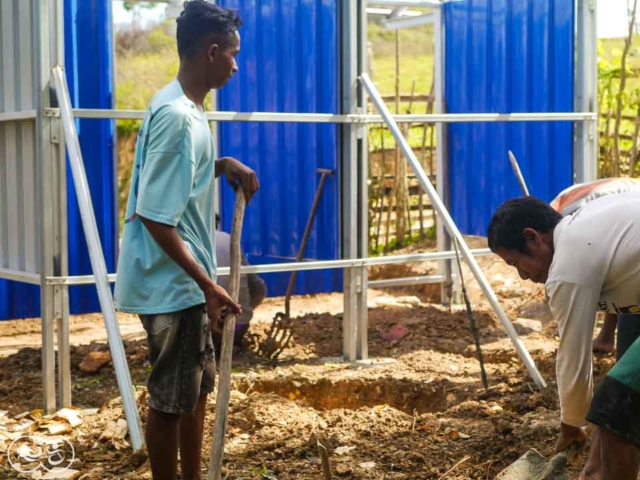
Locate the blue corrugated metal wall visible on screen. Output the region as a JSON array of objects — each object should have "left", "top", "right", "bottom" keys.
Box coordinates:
[
  {"left": 217, "top": 0, "right": 342, "bottom": 296},
  {"left": 0, "top": 0, "right": 115, "bottom": 320},
  {"left": 64, "top": 0, "right": 117, "bottom": 314},
  {"left": 444, "top": 0, "right": 575, "bottom": 236}
]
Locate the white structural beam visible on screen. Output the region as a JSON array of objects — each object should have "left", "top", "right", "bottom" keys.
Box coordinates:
[
  {"left": 432, "top": 5, "right": 455, "bottom": 305},
  {"left": 341, "top": 0, "right": 368, "bottom": 361},
  {"left": 368, "top": 274, "right": 449, "bottom": 288},
  {"left": 42, "top": 108, "right": 596, "bottom": 123},
  {"left": 0, "top": 110, "right": 37, "bottom": 122},
  {"left": 45, "top": 248, "right": 494, "bottom": 285},
  {"left": 361, "top": 72, "right": 547, "bottom": 388},
  {"left": 35, "top": 0, "right": 57, "bottom": 415},
  {"left": 575, "top": 0, "right": 598, "bottom": 182},
  {"left": 366, "top": 7, "right": 422, "bottom": 16},
  {"left": 52, "top": 65, "right": 144, "bottom": 451},
  {"left": 384, "top": 12, "right": 435, "bottom": 29},
  {"left": 0, "top": 268, "right": 41, "bottom": 284},
  {"left": 368, "top": 0, "right": 443, "bottom": 7}
]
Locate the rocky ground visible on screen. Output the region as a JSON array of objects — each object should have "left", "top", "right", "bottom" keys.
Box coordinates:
[{"left": 0, "top": 238, "right": 613, "bottom": 479}]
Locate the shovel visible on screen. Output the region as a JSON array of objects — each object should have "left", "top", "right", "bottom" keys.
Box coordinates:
[
  {"left": 495, "top": 443, "right": 581, "bottom": 480},
  {"left": 208, "top": 189, "right": 246, "bottom": 480}
]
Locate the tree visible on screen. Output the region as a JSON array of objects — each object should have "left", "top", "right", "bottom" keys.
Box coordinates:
[{"left": 612, "top": 0, "right": 639, "bottom": 175}]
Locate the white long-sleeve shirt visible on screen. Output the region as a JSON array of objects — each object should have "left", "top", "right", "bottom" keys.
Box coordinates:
[{"left": 547, "top": 192, "right": 640, "bottom": 426}]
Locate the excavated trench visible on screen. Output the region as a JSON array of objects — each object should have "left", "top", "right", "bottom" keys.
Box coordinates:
[{"left": 235, "top": 376, "right": 471, "bottom": 415}]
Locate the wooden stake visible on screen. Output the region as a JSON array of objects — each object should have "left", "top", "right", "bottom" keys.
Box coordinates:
[
  {"left": 208, "top": 190, "right": 246, "bottom": 480},
  {"left": 316, "top": 439, "right": 333, "bottom": 480},
  {"left": 437, "top": 455, "right": 471, "bottom": 480},
  {"left": 394, "top": 29, "right": 408, "bottom": 247},
  {"left": 375, "top": 124, "right": 386, "bottom": 250}
]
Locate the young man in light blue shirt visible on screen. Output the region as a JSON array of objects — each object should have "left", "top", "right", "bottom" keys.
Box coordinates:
[{"left": 114, "top": 2, "right": 259, "bottom": 479}]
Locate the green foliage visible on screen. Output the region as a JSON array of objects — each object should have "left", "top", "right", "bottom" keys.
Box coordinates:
[
  {"left": 115, "top": 21, "right": 179, "bottom": 138},
  {"left": 251, "top": 464, "right": 277, "bottom": 479},
  {"left": 123, "top": 2, "right": 156, "bottom": 11},
  {"left": 369, "top": 228, "right": 435, "bottom": 256},
  {"left": 148, "top": 25, "right": 175, "bottom": 52},
  {"left": 597, "top": 36, "right": 640, "bottom": 176}
]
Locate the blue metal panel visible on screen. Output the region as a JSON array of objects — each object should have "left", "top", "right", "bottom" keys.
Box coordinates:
[
  {"left": 217, "top": 0, "right": 341, "bottom": 296},
  {"left": 445, "top": 0, "right": 575, "bottom": 236},
  {"left": 64, "top": 0, "right": 117, "bottom": 314},
  {"left": 0, "top": 0, "right": 115, "bottom": 320}
]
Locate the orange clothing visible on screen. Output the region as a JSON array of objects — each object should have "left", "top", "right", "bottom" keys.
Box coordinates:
[{"left": 550, "top": 178, "right": 640, "bottom": 216}]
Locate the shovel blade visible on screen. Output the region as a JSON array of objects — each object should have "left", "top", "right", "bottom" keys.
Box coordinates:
[{"left": 495, "top": 449, "right": 569, "bottom": 480}]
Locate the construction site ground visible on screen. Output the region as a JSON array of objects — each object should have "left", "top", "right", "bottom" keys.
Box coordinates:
[{"left": 0, "top": 237, "right": 613, "bottom": 479}]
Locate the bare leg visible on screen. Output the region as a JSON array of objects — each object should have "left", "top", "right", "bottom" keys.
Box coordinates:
[
  {"left": 579, "top": 428, "right": 602, "bottom": 480},
  {"left": 600, "top": 428, "right": 640, "bottom": 480},
  {"left": 146, "top": 407, "right": 180, "bottom": 480},
  {"left": 593, "top": 313, "right": 617, "bottom": 354},
  {"left": 179, "top": 394, "right": 208, "bottom": 480}
]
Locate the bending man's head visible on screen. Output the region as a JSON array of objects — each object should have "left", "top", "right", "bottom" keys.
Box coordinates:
[{"left": 487, "top": 197, "right": 562, "bottom": 284}]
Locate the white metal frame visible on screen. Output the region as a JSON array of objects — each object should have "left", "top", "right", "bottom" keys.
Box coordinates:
[
  {"left": 52, "top": 65, "right": 144, "bottom": 450},
  {"left": 42, "top": 107, "right": 595, "bottom": 123},
  {"left": 362, "top": 73, "right": 546, "bottom": 387},
  {"left": 0, "top": 0, "right": 599, "bottom": 437},
  {"left": 575, "top": 0, "right": 598, "bottom": 182}
]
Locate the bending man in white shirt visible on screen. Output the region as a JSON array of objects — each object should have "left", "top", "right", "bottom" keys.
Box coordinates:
[{"left": 488, "top": 193, "right": 640, "bottom": 480}]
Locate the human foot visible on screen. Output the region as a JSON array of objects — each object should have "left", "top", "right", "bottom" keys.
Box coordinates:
[{"left": 592, "top": 331, "right": 614, "bottom": 354}]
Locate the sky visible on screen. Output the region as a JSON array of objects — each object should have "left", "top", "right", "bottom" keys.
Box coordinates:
[
  {"left": 112, "top": 1, "right": 168, "bottom": 29},
  {"left": 113, "top": 0, "right": 633, "bottom": 38}
]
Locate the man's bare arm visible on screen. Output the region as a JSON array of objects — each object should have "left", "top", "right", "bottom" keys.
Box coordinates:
[{"left": 139, "top": 216, "right": 240, "bottom": 321}]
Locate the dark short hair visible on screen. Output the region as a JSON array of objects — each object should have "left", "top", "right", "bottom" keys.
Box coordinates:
[
  {"left": 176, "top": 1, "right": 242, "bottom": 59},
  {"left": 487, "top": 197, "right": 562, "bottom": 253}
]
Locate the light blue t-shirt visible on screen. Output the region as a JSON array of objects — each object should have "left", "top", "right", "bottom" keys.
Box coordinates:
[{"left": 115, "top": 80, "right": 217, "bottom": 314}]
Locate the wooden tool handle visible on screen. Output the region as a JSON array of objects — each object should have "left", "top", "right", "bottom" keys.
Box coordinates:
[{"left": 208, "top": 189, "right": 246, "bottom": 480}]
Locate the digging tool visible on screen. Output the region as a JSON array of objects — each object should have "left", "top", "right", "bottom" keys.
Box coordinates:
[
  {"left": 258, "top": 168, "right": 335, "bottom": 360},
  {"left": 495, "top": 443, "right": 582, "bottom": 480},
  {"left": 208, "top": 189, "right": 246, "bottom": 480},
  {"left": 508, "top": 150, "right": 531, "bottom": 197},
  {"left": 453, "top": 238, "right": 488, "bottom": 390}
]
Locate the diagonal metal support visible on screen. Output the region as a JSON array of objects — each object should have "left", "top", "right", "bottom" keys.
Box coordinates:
[
  {"left": 361, "top": 72, "right": 546, "bottom": 389},
  {"left": 51, "top": 65, "right": 145, "bottom": 450}
]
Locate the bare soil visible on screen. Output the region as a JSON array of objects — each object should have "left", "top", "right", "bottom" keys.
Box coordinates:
[{"left": 0, "top": 238, "right": 613, "bottom": 479}]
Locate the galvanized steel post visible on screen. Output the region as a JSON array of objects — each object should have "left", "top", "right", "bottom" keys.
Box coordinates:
[
  {"left": 433, "top": 5, "right": 455, "bottom": 306},
  {"left": 49, "top": 0, "right": 72, "bottom": 409},
  {"left": 575, "top": 0, "right": 598, "bottom": 183},
  {"left": 341, "top": 0, "right": 369, "bottom": 361},
  {"left": 35, "top": 0, "right": 57, "bottom": 413}
]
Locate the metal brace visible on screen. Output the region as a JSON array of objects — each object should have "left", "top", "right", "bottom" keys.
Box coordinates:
[
  {"left": 43, "top": 108, "right": 61, "bottom": 117},
  {"left": 51, "top": 118, "right": 61, "bottom": 144},
  {"left": 355, "top": 107, "right": 366, "bottom": 139},
  {"left": 355, "top": 271, "right": 363, "bottom": 294},
  {"left": 53, "top": 285, "right": 63, "bottom": 320}
]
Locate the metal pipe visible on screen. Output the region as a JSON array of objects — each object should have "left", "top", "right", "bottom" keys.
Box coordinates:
[
  {"left": 52, "top": 65, "right": 144, "bottom": 450},
  {"left": 34, "top": 0, "right": 57, "bottom": 414},
  {"left": 508, "top": 150, "right": 530, "bottom": 196},
  {"left": 361, "top": 72, "right": 547, "bottom": 389},
  {"left": 434, "top": 5, "right": 452, "bottom": 306},
  {"left": 0, "top": 110, "right": 37, "bottom": 122},
  {"left": 0, "top": 268, "right": 41, "bottom": 284},
  {"left": 368, "top": 274, "right": 449, "bottom": 288},
  {"left": 368, "top": 0, "right": 444, "bottom": 6},
  {"left": 42, "top": 108, "right": 597, "bottom": 124},
  {"left": 46, "top": 248, "right": 494, "bottom": 285},
  {"left": 284, "top": 169, "right": 334, "bottom": 318}
]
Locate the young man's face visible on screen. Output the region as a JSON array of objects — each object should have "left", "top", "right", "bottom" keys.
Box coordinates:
[
  {"left": 207, "top": 31, "right": 240, "bottom": 89},
  {"left": 494, "top": 228, "right": 554, "bottom": 284}
]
